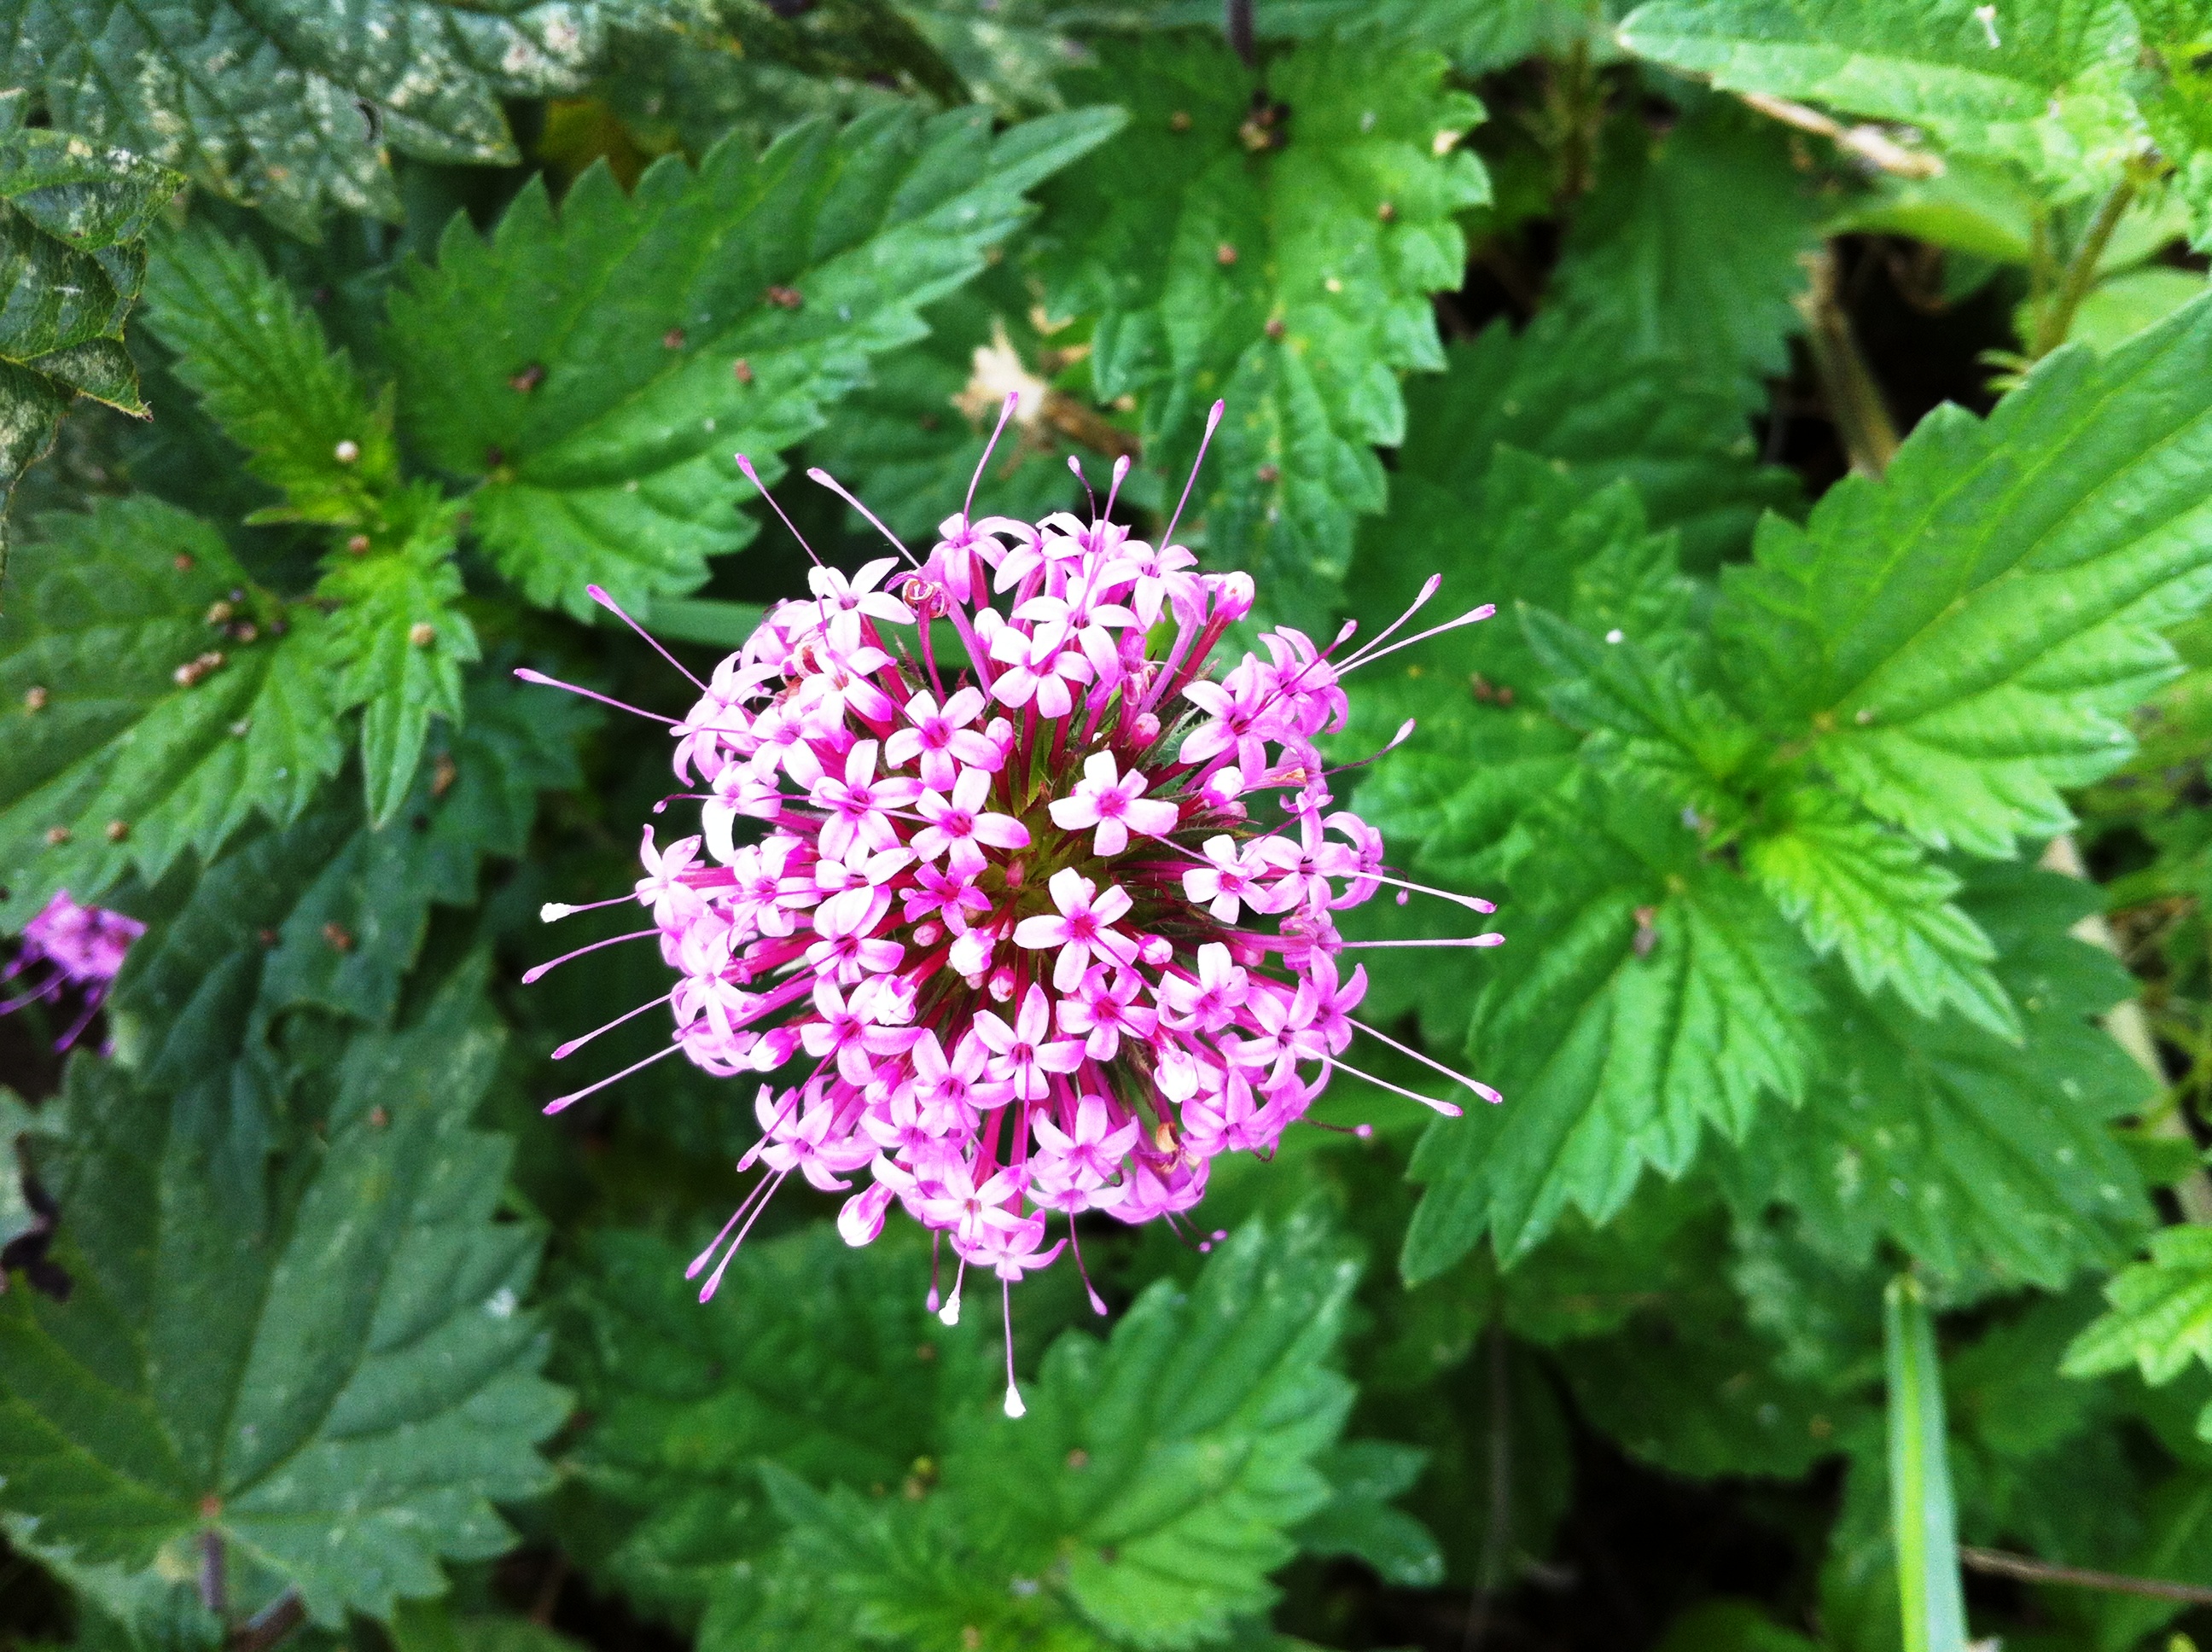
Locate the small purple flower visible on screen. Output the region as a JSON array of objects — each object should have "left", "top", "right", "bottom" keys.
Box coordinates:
[{"left": 3, "top": 892, "right": 144, "bottom": 1050}]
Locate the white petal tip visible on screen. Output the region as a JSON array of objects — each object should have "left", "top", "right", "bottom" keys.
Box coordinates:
[
  {"left": 539, "top": 903, "right": 575, "bottom": 922},
  {"left": 939, "top": 1297, "right": 962, "bottom": 1327},
  {"left": 1004, "top": 1384, "right": 1027, "bottom": 1419}
]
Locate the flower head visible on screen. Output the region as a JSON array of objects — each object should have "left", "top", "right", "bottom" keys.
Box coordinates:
[
  {"left": 3, "top": 891, "right": 144, "bottom": 1050},
  {"left": 524, "top": 398, "right": 1505, "bottom": 1416}
]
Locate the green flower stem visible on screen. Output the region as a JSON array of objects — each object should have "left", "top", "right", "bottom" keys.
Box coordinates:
[{"left": 1885, "top": 1274, "right": 1967, "bottom": 1652}]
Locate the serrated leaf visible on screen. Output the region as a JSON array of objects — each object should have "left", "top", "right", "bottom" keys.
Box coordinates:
[
  {"left": 315, "top": 509, "right": 482, "bottom": 825},
  {"left": 2065, "top": 1225, "right": 2212, "bottom": 1388},
  {"left": 1551, "top": 101, "right": 1819, "bottom": 403},
  {"left": 1289, "top": 1441, "right": 1443, "bottom": 1586},
  {"left": 1402, "top": 772, "right": 1822, "bottom": 1278},
  {"left": 0, "top": 498, "right": 343, "bottom": 930},
  {"left": 940, "top": 1208, "right": 1360, "bottom": 1649},
  {"left": 1385, "top": 307, "right": 1802, "bottom": 572},
  {"left": 1717, "top": 864, "right": 2153, "bottom": 1287},
  {"left": 1618, "top": 0, "right": 2145, "bottom": 185},
  {"left": 1715, "top": 295, "right": 2212, "bottom": 858},
  {"left": 3, "top": 0, "right": 625, "bottom": 236},
  {"left": 0, "top": 964, "right": 568, "bottom": 1625},
  {"left": 389, "top": 105, "right": 1122, "bottom": 620},
  {"left": 1039, "top": 35, "right": 1488, "bottom": 626},
  {"left": 559, "top": 1222, "right": 987, "bottom": 1627},
  {"left": 112, "top": 671, "right": 585, "bottom": 1066},
  {"left": 2131, "top": 0, "right": 2212, "bottom": 249},
  {"left": 138, "top": 226, "right": 399, "bottom": 527},
  {"left": 0, "top": 93, "right": 180, "bottom": 571},
  {"left": 1743, "top": 793, "right": 2016, "bottom": 1038}
]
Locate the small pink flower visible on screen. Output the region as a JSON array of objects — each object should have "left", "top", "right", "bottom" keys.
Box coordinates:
[
  {"left": 886, "top": 687, "right": 998, "bottom": 790},
  {"left": 1047, "top": 752, "right": 1179, "bottom": 858},
  {"left": 913, "top": 767, "right": 1031, "bottom": 876},
  {"left": 972, "top": 984, "right": 1084, "bottom": 1100},
  {"left": 1012, "top": 868, "right": 1138, "bottom": 992}
]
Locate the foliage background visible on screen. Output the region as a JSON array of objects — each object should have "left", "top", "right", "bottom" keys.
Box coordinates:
[{"left": 4, "top": 2, "right": 2212, "bottom": 1649}]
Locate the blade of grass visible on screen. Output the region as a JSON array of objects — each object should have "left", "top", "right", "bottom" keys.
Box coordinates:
[{"left": 1886, "top": 1273, "right": 1968, "bottom": 1652}]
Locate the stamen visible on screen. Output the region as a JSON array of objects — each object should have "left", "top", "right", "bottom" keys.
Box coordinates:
[
  {"left": 541, "top": 894, "right": 638, "bottom": 922},
  {"left": 551, "top": 991, "right": 674, "bottom": 1060},
  {"left": 1068, "top": 1217, "right": 1109, "bottom": 1315},
  {"left": 940, "top": 1255, "right": 968, "bottom": 1325},
  {"left": 1350, "top": 1015, "right": 1499, "bottom": 1098},
  {"left": 585, "top": 584, "right": 706, "bottom": 689},
  {"left": 1326, "top": 1054, "right": 1468, "bottom": 1117},
  {"left": 1068, "top": 453, "right": 1098, "bottom": 521},
  {"left": 1002, "top": 1277, "right": 1026, "bottom": 1418},
  {"left": 686, "top": 1174, "right": 778, "bottom": 1277},
  {"left": 926, "top": 1230, "right": 943, "bottom": 1313},
  {"left": 1102, "top": 451, "right": 1132, "bottom": 521},
  {"left": 515, "top": 668, "right": 678, "bottom": 725},
  {"left": 542, "top": 1039, "right": 683, "bottom": 1114},
  {"left": 696, "top": 1172, "right": 787, "bottom": 1303},
  {"left": 1161, "top": 398, "right": 1225, "bottom": 549},
  {"left": 1337, "top": 934, "right": 1505, "bottom": 949},
  {"left": 1342, "top": 604, "right": 1498, "bottom": 672},
  {"left": 807, "top": 467, "right": 921, "bottom": 569},
  {"left": 736, "top": 453, "right": 824, "bottom": 568},
  {"left": 1337, "top": 574, "right": 1442, "bottom": 664},
  {"left": 1360, "top": 869, "right": 1498, "bottom": 914},
  {"left": 966, "top": 390, "right": 1021, "bottom": 523},
  {"left": 521, "top": 928, "right": 660, "bottom": 985}
]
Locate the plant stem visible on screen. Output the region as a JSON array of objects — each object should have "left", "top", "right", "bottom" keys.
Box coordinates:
[
  {"left": 1960, "top": 1546, "right": 2212, "bottom": 1605},
  {"left": 1885, "top": 1274, "right": 1968, "bottom": 1652},
  {"left": 230, "top": 1591, "right": 305, "bottom": 1652},
  {"left": 1795, "top": 244, "right": 1900, "bottom": 477},
  {"left": 2031, "top": 176, "right": 2139, "bottom": 358},
  {"left": 1462, "top": 1322, "right": 1514, "bottom": 1651},
  {"left": 198, "top": 1529, "right": 227, "bottom": 1620}
]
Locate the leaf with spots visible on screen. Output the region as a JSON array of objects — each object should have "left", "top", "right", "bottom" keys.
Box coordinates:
[
  {"left": 1038, "top": 34, "right": 1489, "bottom": 628},
  {"left": 387, "top": 104, "right": 1122, "bottom": 620},
  {"left": 0, "top": 963, "right": 568, "bottom": 1626},
  {"left": 0, "top": 497, "right": 343, "bottom": 933},
  {"left": 0, "top": 0, "right": 629, "bottom": 236}
]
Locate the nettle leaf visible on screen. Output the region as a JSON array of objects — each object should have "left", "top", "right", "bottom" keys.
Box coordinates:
[
  {"left": 3, "top": 0, "right": 622, "bottom": 236},
  {"left": 0, "top": 94, "right": 180, "bottom": 565},
  {"left": 1716, "top": 295, "right": 2212, "bottom": 858},
  {"left": 2066, "top": 1227, "right": 2212, "bottom": 1418},
  {"left": 940, "top": 1208, "right": 1360, "bottom": 1649},
  {"left": 112, "top": 672, "right": 585, "bottom": 1056},
  {"left": 1401, "top": 771, "right": 1823, "bottom": 1280},
  {"left": 1716, "top": 863, "right": 2154, "bottom": 1288},
  {"left": 1743, "top": 792, "right": 2015, "bottom": 1037},
  {"left": 0, "top": 965, "right": 568, "bottom": 1625},
  {"left": 1390, "top": 306, "right": 1802, "bottom": 572},
  {"left": 1290, "top": 1441, "right": 1444, "bottom": 1587},
  {"left": 1618, "top": 0, "right": 2145, "bottom": 183},
  {"left": 1551, "top": 101, "right": 1819, "bottom": 404},
  {"left": 138, "top": 225, "right": 399, "bottom": 527},
  {"left": 389, "top": 105, "right": 1122, "bottom": 620},
  {"left": 0, "top": 498, "right": 343, "bottom": 931},
  {"left": 316, "top": 507, "right": 482, "bottom": 826},
  {"left": 1040, "top": 35, "right": 1488, "bottom": 626},
  {"left": 558, "top": 1222, "right": 987, "bottom": 1627},
  {"left": 2132, "top": 0, "right": 2212, "bottom": 250}
]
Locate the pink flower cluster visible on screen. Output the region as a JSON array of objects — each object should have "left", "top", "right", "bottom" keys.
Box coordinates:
[
  {"left": 2, "top": 891, "right": 143, "bottom": 1050},
  {"left": 527, "top": 400, "right": 1501, "bottom": 1415}
]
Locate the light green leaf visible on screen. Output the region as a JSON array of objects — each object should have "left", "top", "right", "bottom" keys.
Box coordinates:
[
  {"left": 0, "top": 498, "right": 343, "bottom": 930},
  {"left": 1401, "top": 772, "right": 1823, "bottom": 1279},
  {"left": 138, "top": 225, "right": 399, "bottom": 527},
  {"left": 1715, "top": 295, "right": 2212, "bottom": 857},
  {"left": 2065, "top": 1224, "right": 2212, "bottom": 1391},
  {"left": 2, "top": 0, "right": 628, "bottom": 236},
  {"left": 1884, "top": 1274, "right": 1969, "bottom": 1652},
  {"left": 2130, "top": 0, "right": 2212, "bottom": 248},
  {"left": 1743, "top": 793, "right": 2016, "bottom": 1038},
  {"left": 1618, "top": 0, "right": 2145, "bottom": 187},
  {"left": 315, "top": 505, "right": 482, "bottom": 825},
  {"left": 0, "top": 965, "right": 567, "bottom": 1626},
  {"left": 389, "top": 105, "right": 1122, "bottom": 620},
  {"left": 940, "top": 1208, "right": 1360, "bottom": 1649},
  {"left": 1551, "top": 101, "right": 1820, "bottom": 403},
  {"left": 0, "top": 94, "right": 180, "bottom": 571},
  {"left": 1039, "top": 35, "right": 1488, "bottom": 625},
  {"left": 1716, "top": 864, "right": 2153, "bottom": 1287}
]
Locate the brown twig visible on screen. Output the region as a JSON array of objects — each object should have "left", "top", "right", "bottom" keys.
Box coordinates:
[
  {"left": 1961, "top": 1546, "right": 2212, "bottom": 1605},
  {"left": 1794, "top": 244, "right": 1901, "bottom": 477},
  {"left": 228, "top": 1590, "right": 305, "bottom": 1652},
  {"left": 198, "top": 1530, "right": 227, "bottom": 1620},
  {"left": 1739, "top": 91, "right": 1944, "bottom": 178},
  {"left": 1462, "top": 1323, "right": 1515, "bottom": 1650}
]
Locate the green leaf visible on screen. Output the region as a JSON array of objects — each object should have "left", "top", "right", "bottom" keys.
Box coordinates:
[
  {"left": 2131, "top": 0, "right": 2212, "bottom": 249},
  {"left": 1039, "top": 35, "right": 1489, "bottom": 625},
  {"left": 1385, "top": 307, "right": 1802, "bottom": 573},
  {"left": 1290, "top": 1441, "right": 1444, "bottom": 1587},
  {"left": 1717, "top": 864, "right": 2154, "bottom": 1287},
  {"left": 1401, "top": 771, "right": 1823, "bottom": 1278},
  {"left": 0, "top": 498, "right": 343, "bottom": 930},
  {"left": 1883, "top": 1274, "right": 1969, "bottom": 1652},
  {"left": 940, "top": 1208, "right": 1360, "bottom": 1649},
  {"left": 1715, "top": 295, "right": 2212, "bottom": 858},
  {"left": 137, "top": 226, "right": 399, "bottom": 528},
  {"left": 315, "top": 506, "right": 482, "bottom": 826},
  {"left": 1743, "top": 793, "right": 2016, "bottom": 1038},
  {"left": 1551, "top": 101, "right": 1820, "bottom": 404},
  {"left": 0, "top": 94, "right": 180, "bottom": 571},
  {"left": 1618, "top": 0, "right": 2144, "bottom": 185},
  {"left": 388, "top": 105, "right": 1122, "bottom": 620},
  {"left": 1654, "top": 1601, "right": 1823, "bottom": 1652},
  {"left": 0, "top": 964, "right": 567, "bottom": 1625},
  {"left": 2, "top": 0, "right": 627, "bottom": 236},
  {"left": 2065, "top": 1225, "right": 2212, "bottom": 1394},
  {"left": 558, "top": 1222, "right": 985, "bottom": 1626}
]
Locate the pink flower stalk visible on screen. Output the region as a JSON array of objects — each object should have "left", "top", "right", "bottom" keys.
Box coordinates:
[
  {"left": 525, "top": 396, "right": 1505, "bottom": 1417},
  {"left": 2, "top": 892, "right": 144, "bottom": 1050}
]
